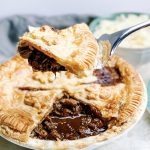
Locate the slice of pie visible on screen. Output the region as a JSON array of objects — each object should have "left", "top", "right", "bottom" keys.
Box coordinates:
[
  {"left": 0, "top": 54, "right": 147, "bottom": 149},
  {"left": 17, "top": 23, "right": 99, "bottom": 76}
]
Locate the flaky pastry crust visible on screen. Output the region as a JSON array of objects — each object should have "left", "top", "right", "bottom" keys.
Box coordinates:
[
  {"left": 18, "top": 23, "right": 99, "bottom": 76},
  {"left": 0, "top": 54, "right": 147, "bottom": 150}
]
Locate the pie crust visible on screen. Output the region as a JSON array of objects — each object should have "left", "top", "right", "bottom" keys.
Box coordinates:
[
  {"left": 18, "top": 23, "right": 99, "bottom": 76},
  {"left": 0, "top": 54, "right": 147, "bottom": 149}
]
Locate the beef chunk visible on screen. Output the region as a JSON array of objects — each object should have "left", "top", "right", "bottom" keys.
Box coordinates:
[{"left": 31, "top": 97, "right": 109, "bottom": 141}]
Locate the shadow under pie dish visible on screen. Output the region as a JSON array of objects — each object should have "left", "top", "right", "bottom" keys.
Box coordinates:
[{"left": 0, "top": 54, "right": 147, "bottom": 149}]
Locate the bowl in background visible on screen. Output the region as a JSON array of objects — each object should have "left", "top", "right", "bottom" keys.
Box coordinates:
[{"left": 89, "top": 12, "right": 150, "bottom": 70}]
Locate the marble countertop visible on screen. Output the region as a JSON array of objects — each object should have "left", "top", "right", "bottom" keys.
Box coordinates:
[{"left": 0, "top": 111, "right": 150, "bottom": 150}]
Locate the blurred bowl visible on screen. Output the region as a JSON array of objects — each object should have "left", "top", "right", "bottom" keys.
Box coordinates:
[
  {"left": 116, "top": 47, "right": 150, "bottom": 68},
  {"left": 89, "top": 12, "right": 150, "bottom": 68}
]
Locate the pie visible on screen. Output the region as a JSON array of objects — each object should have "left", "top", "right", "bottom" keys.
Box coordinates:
[
  {"left": 18, "top": 23, "right": 99, "bottom": 76},
  {"left": 0, "top": 52, "right": 146, "bottom": 149}
]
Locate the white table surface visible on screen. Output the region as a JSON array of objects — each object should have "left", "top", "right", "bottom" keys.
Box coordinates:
[{"left": 0, "top": 111, "right": 150, "bottom": 150}]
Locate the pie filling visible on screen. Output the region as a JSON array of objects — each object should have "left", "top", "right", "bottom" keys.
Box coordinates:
[
  {"left": 31, "top": 96, "right": 108, "bottom": 140},
  {"left": 18, "top": 46, "right": 66, "bottom": 72},
  {"left": 93, "top": 67, "right": 122, "bottom": 85},
  {"left": 18, "top": 46, "right": 122, "bottom": 83},
  {"left": 18, "top": 46, "right": 121, "bottom": 141}
]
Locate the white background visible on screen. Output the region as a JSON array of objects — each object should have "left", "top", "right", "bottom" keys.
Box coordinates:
[{"left": 0, "top": 0, "right": 150, "bottom": 19}]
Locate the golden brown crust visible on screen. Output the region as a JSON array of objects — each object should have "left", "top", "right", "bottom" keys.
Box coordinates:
[
  {"left": 0, "top": 54, "right": 146, "bottom": 149},
  {"left": 18, "top": 23, "right": 99, "bottom": 76},
  {"left": 0, "top": 89, "right": 63, "bottom": 142},
  {"left": 0, "top": 56, "right": 64, "bottom": 141},
  {"left": 106, "top": 56, "right": 145, "bottom": 123},
  {"left": 112, "top": 56, "right": 144, "bottom": 122},
  {"left": 0, "top": 108, "right": 33, "bottom": 141},
  {"left": 0, "top": 109, "right": 33, "bottom": 132}
]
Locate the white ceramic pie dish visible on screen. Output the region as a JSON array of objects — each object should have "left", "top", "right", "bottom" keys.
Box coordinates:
[
  {"left": 0, "top": 75, "right": 147, "bottom": 150},
  {"left": 0, "top": 21, "right": 148, "bottom": 150}
]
